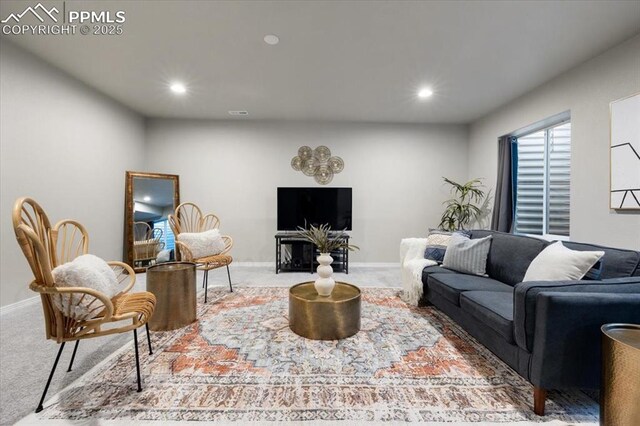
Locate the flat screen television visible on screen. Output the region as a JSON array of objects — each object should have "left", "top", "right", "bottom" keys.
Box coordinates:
[{"left": 277, "top": 187, "right": 352, "bottom": 231}]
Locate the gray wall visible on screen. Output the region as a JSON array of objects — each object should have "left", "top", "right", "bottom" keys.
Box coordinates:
[
  {"left": 468, "top": 34, "right": 640, "bottom": 249},
  {"left": 0, "top": 40, "right": 146, "bottom": 307},
  {"left": 145, "top": 119, "right": 469, "bottom": 262},
  {"left": 3, "top": 33, "right": 638, "bottom": 308}
]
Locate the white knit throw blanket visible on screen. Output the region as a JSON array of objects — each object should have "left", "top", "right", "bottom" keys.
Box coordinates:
[{"left": 400, "top": 238, "right": 437, "bottom": 306}]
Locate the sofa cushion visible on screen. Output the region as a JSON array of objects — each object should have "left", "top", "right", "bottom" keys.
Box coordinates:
[
  {"left": 427, "top": 273, "right": 513, "bottom": 306},
  {"left": 422, "top": 265, "right": 455, "bottom": 284},
  {"left": 460, "top": 291, "right": 514, "bottom": 343},
  {"left": 471, "top": 230, "right": 549, "bottom": 286},
  {"left": 563, "top": 241, "right": 640, "bottom": 279}
]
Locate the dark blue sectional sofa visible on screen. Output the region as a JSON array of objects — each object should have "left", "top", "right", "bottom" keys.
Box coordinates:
[{"left": 420, "top": 230, "right": 640, "bottom": 415}]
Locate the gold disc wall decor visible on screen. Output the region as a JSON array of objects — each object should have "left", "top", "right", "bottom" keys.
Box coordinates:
[
  {"left": 298, "top": 146, "right": 313, "bottom": 160},
  {"left": 314, "top": 165, "right": 333, "bottom": 184},
  {"left": 291, "top": 146, "right": 344, "bottom": 185},
  {"left": 314, "top": 146, "right": 331, "bottom": 162},
  {"left": 291, "top": 156, "right": 303, "bottom": 171},
  {"left": 302, "top": 158, "right": 319, "bottom": 176},
  {"left": 328, "top": 156, "right": 344, "bottom": 173}
]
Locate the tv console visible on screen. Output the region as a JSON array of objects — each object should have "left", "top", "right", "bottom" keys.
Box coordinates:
[{"left": 275, "top": 232, "right": 350, "bottom": 274}]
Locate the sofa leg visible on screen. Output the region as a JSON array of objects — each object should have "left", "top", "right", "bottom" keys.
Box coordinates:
[{"left": 533, "top": 387, "right": 546, "bottom": 416}]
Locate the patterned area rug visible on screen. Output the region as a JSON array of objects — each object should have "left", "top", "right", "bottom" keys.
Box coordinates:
[{"left": 24, "top": 287, "right": 598, "bottom": 424}]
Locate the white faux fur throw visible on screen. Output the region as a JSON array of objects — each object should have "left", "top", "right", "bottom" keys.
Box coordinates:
[
  {"left": 400, "top": 238, "right": 437, "bottom": 306},
  {"left": 178, "top": 229, "right": 226, "bottom": 259}
]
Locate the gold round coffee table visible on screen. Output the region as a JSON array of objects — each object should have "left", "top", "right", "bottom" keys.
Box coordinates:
[
  {"left": 289, "top": 282, "right": 361, "bottom": 340},
  {"left": 146, "top": 262, "right": 197, "bottom": 331}
]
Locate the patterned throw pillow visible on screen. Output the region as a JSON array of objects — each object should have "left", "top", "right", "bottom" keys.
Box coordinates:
[
  {"left": 583, "top": 259, "right": 604, "bottom": 280},
  {"left": 424, "top": 231, "right": 450, "bottom": 263},
  {"left": 424, "top": 229, "right": 471, "bottom": 264},
  {"left": 442, "top": 233, "right": 492, "bottom": 276}
]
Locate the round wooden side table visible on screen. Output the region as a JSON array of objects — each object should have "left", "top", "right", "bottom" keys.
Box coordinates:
[
  {"left": 146, "top": 262, "right": 197, "bottom": 331},
  {"left": 601, "top": 323, "right": 640, "bottom": 426},
  {"left": 289, "top": 282, "right": 361, "bottom": 340}
]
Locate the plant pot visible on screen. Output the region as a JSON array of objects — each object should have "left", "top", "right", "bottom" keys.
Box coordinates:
[{"left": 314, "top": 253, "right": 335, "bottom": 296}]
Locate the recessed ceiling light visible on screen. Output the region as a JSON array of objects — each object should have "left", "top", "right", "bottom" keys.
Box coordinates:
[
  {"left": 143, "top": 196, "right": 151, "bottom": 202},
  {"left": 228, "top": 110, "right": 249, "bottom": 116},
  {"left": 170, "top": 82, "right": 187, "bottom": 94},
  {"left": 264, "top": 34, "right": 279, "bottom": 45},
  {"left": 418, "top": 87, "right": 434, "bottom": 99}
]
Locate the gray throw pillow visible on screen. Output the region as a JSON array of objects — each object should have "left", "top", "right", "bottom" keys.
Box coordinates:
[{"left": 442, "top": 233, "right": 492, "bottom": 276}]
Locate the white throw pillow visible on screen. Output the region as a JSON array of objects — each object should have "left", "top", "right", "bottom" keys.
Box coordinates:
[
  {"left": 523, "top": 241, "right": 604, "bottom": 282},
  {"left": 51, "top": 254, "right": 119, "bottom": 319},
  {"left": 178, "top": 229, "right": 226, "bottom": 259},
  {"left": 156, "top": 249, "right": 171, "bottom": 263}
]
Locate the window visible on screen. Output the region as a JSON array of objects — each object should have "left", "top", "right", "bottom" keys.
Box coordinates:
[
  {"left": 513, "top": 121, "right": 571, "bottom": 237},
  {"left": 153, "top": 219, "right": 175, "bottom": 251}
]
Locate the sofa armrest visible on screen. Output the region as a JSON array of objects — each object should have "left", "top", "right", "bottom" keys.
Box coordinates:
[
  {"left": 514, "top": 277, "right": 640, "bottom": 352},
  {"left": 528, "top": 292, "right": 640, "bottom": 389}
]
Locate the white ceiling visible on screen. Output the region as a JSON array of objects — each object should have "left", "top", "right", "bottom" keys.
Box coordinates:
[{"left": 2, "top": 0, "right": 639, "bottom": 123}]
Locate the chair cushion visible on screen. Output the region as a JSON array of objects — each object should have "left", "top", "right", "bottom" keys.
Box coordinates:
[
  {"left": 471, "top": 230, "right": 549, "bottom": 286},
  {"left": 178, "top": 229, "right": 225, "bottom": 259},
  {"left": 460, "top": 291, "right": 515, "bottom": 343},
  {"left": 51, "top": 254, "right": 119, "bottom": 319},
  {"left": 564, "top": 241, "right": 640, "bottom": 279},
  {"left": 427, "top": 273, "right": 513, "bottom": 306}
]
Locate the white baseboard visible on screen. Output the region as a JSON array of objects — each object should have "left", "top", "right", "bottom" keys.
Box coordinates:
[
  {"left": 0, "top": 295, "right": 39, "bottom": 317},
  {"left": 234, "top": 262, "right": 273, "bottom": 267},
  {"left": 234, "top": 262, "right": 399, "bottom": 268},
  {"left": 350, "top": 262, "right": 399, "bottom": 268}
]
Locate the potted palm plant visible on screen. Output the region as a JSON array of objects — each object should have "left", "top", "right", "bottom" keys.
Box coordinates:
[
  {"left": 439, "top": 177, "right": 486, "bottom": 231},
  {"left": 296, "top": 223, "right": 359, "bottom": 296}
]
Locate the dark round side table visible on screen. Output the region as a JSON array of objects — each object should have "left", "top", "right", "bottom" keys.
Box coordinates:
[{"left": 600, "top": 323, "right": 640, "bottom": 426}]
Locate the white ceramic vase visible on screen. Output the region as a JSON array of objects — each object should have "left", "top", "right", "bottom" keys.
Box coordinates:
[{"left": 314, "top": 253, "right": 335, "bottom": 296}]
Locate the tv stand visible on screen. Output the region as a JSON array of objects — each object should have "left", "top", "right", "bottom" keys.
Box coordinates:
[{"left": 275, "top": 232, "right": 350, "bottom": 274}]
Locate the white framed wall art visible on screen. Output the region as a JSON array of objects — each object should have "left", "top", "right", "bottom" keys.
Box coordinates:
[{"left": 610, "top": 93, "right": 640, "bottom": 210}]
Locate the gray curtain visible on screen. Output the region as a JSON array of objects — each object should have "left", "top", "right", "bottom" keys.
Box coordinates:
[{"left": 491, "top": 136, "right": 515, "bottom": 232}]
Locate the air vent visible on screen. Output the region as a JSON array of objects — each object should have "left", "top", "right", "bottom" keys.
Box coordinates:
[{"left": 228, "top": 110, "right": 249, "bottom": 116}]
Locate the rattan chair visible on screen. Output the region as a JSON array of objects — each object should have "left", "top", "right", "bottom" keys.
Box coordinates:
[
  {"left": 133, "top": 221, "right": 164, "bottom": 267},
  {"left": 168, "top": 202, "right": 233, "bottom": 302},
  {"left": 12, "top": 197, "right": 156, "bottom": 413}
]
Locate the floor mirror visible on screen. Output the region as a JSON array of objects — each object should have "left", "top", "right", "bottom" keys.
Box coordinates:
[{"left": 124, "top": 171, "right": 180, "bottom": 272}]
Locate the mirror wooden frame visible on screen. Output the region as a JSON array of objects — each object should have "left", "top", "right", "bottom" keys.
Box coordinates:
[{"left": 124, "top": 171, "right": 180, "bottom": 273}]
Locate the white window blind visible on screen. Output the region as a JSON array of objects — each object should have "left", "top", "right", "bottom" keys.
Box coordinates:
[
  {"left": 514, "top": 122, "right": 571, "bottom": 237},
  {"left": 153, "top": 219, "right": 175, "bottom": 251}
]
